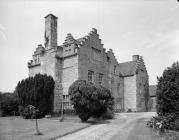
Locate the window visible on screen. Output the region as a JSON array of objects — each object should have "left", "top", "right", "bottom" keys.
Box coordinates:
[
  {"left": 98, "top": 73, "right": 103, "bottom": 85},
  {"left": 114, "top": 65, "right": 116, "bottom": 74},
  {"left": 63, "top": 95, "right": 70, "bottom": 101},
  {"left": 34, "top": 55, "right": 40, "bottom": 64},
  {"left": 88, "top": 70, "right": 94, "bottom": 82}
]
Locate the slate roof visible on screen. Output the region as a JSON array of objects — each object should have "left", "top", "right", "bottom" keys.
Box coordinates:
[
  {"left": 149, "top": 85, "right": 157, "bottom": 97},
  {"left": 118, "top": 61, "right": 137, "bottom": 76}
]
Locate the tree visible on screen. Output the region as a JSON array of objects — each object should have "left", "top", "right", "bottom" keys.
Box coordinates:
[
  {"left": 156, "top": 62, "right": 179, "bottom": 116},
  {"left": 0, "top": 92, "right": 20, "bottom": 116},
  {"left": 15, "top": 74, "right": 55, "bottom": 116},
  {"left": 68, "top": 80, "right": 114, "bottom": 122}
]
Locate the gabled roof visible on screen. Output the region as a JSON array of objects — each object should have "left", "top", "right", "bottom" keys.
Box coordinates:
[
  {"left": 149, "top": 85, "right": 157, "bottom": 97},
  {"left": 118, "top": 61, "right": 137, "bottom": 76}
]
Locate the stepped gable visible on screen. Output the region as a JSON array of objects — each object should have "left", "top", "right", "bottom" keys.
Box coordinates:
[
  {"left": 34, "top": 44, "right": 45, "bottom": 55},
  {"left": 106, "top": 49, "right": 119, "bottom": 64},
  {"left": 63, "top": 33, "right": 76, "bottom": 45},
  {"left": 76, "top": 28, "right": 103, "bottom": 48}
]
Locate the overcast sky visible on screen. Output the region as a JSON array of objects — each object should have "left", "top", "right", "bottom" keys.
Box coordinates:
[{"left": 0, "top": 0, "right": 179, "bottom": 92}]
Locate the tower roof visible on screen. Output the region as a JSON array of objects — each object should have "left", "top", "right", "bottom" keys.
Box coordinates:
[{"left": 44, "top": 14, "right": 58, "bottom": 19}]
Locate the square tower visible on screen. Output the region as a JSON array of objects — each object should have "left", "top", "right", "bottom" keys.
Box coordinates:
[{"left": 44, "top": 14, "right": 58, "bottom": 49}]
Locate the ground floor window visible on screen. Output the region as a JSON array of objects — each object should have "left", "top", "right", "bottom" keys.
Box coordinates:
[
  {"left": 98, "top": 73, "right": 103, "bottom": 85},
  {"left": 88, "top": 70, "right": 94, "bottom": 82}
]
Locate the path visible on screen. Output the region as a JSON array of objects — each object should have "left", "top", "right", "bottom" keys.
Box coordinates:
[{"left": 57, "top": 112, "right": 158, "bottom": 140}]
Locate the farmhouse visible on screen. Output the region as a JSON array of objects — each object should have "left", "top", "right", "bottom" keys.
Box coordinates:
[{"left": 28, "top": 14, "right": 149, "bottom": 112}]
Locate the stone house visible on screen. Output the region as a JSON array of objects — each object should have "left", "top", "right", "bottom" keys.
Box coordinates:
[{"left": 28, "top": 14, "right": 149, "bottom": 112}]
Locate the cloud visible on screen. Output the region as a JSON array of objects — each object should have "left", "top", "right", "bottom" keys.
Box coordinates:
[
  {"left": 144, "top": 30, "right": 179, "bottom": 51},
  {"left": 0, "top": 24, "right": 7, "bottom": 41}
]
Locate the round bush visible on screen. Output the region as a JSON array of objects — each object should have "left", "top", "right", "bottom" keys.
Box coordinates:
[{"left": 68, "top": 80, "right": 114, "bottom": 122}]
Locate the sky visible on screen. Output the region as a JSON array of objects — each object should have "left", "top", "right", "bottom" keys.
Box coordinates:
[{"left": 0, "top": 0, "right": 179, "bottom": 92}]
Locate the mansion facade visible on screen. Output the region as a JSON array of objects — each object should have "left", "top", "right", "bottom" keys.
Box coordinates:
[{"left": 28, "top": 14, "right": 149, "bottom": 112}]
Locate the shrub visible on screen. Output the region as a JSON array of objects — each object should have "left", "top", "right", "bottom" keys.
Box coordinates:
[
  {"left": 170, "top": 119, "right": 179, "bottom": 131},
  {"left": 64, "top": 109, "right": 76, "bottom": 115},
  {"left": 127, "top": 109, "right": 132, "bottom": 112},
  {"left": 69, "top": 80, "right": 114, "bottom": 122},
  {"left": 0, "top": 92, "right": 20, "bottom": 116},
  {"left": 148, "top": 62, "right": 179, "bottom": 132},
  {"left": 147, "top": 113, "right": 177, "bottom": 132},
  {"left": 101, "top": 108, "right": 114, "bottom": 119},
  {"left": 22, "top": 105, "right": 42, "bottom": 119},
  {"left": 156, "top": 62, "right": 179, "bottom": 116},
  {"left": 15, "top": 74, "right": 55, "bottom": 116}
]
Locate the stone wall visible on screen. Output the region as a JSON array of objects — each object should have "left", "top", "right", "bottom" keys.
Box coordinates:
[
  {"left": 136, "top": 58, "right": 149, "bottom": 112},
  {"left": 78, "top": 30, "right": 108, "bottom": 87},
  {"left": 78, "top": 31, "right": 124, "bottom": 111},
  {"left": 62, "top": 55, "right": 78, "bottom": 95},
  {"left": 124, "top": 75, "right": 137, "bottom": 111},
  {"left": 136, "top": 70, "right": 148, "bottom": 111},
  {"left": 106, "top": 50, "right": 124, "bottom": 111}
]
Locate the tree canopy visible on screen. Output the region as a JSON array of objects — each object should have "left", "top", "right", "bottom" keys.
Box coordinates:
[
  {"left": 15, "top": 74, "right": 55, "bottom": 115},
  {"left": 156, "top": 62, "right": 179, "bottom": 116},
  {"left": 69, "top": 80, "right": 114, "bottom": 122}
]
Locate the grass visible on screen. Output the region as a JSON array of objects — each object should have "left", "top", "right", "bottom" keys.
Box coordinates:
[{"left": 0, "top": 116, "right": 91, "bottom": 140}]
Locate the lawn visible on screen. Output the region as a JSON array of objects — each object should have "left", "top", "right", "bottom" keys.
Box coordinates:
[{"left": 0, "top": 116, "right": 90, "bottom": 140}]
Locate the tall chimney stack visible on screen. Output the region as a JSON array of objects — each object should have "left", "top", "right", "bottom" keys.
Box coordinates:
[{"left": 44, "top": 14, "right": 58, "bottom": 49}]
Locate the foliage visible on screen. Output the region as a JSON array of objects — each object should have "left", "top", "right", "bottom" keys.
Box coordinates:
[
  {"left": 147, "top": 113, "right": 178, "bottom": 132},
  {"left": 100, "top": 108, "right": 114, "bottom": 119},
  {"left": 0, "top": 92, "right": 20, "bottom": 116},
  {"left": 147, "top": 62, "right": 179, "bottom": 132},
  {"left": 69, "top": 80, "right": 114, "bottom": 122},
  {"left": 22, "top": 105, "right": 42, "bottom": 119},
  {"left": 15, "top": 74, "right": 55, "bottom": 116},
  {"left": 156, "top": 62, "right": 179, "bottom": 116},
  {"left": 127, "top": 109, "right": 132, "bottom": 112},
  {"left": 170, "top": 119, "right": 179, "bottom": 131}
]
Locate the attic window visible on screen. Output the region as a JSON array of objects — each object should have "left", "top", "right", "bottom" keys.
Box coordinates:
[
  {"left": 114, "top": 65, "right": 116, "bottom": 74},
  {"left": 107, "top": 56, "right": 110, "bottom": 62}
]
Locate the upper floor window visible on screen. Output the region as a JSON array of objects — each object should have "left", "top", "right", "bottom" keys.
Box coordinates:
[
  {"left": 88, "top": 70, "right": 94, "bottom": 82},
  {"left": 34, "top": 55, "right": 40, "bottom": 64},
  {"left": 98, "top": 73, "right": 103, "bottom": 85}
]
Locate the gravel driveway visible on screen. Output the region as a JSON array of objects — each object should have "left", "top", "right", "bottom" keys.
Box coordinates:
[{"left": 57, "top": 112, "right": 157, "bottom": 140}]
